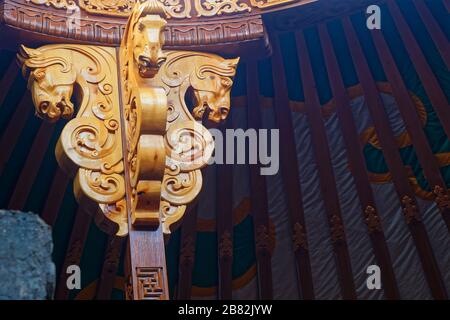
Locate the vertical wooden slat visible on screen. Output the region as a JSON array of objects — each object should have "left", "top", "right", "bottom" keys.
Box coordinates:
[
  {"left": 7, "top": 122, "right": 55, "bottom": 210},
  {"left": 55, "top": 207, "right": 92, "bottom": 300},
  {"left": 41, "top": 168, "right": 70, "bottom": 226},
  {"left": 318, "top": 24, "right": 400, "bottom": 299},
  {"left": 177, "top": 205, "right": 198, "bottom": 300},
  {"left": 342, "top": 17, "right": 447, "bottom": 300},
  {"left": 0, "top": 94, "right": 33, "bottom": 177},
  {"left": 217, "top": 124, "right": 233, "bottom": 300},
  {"left": 271, "top": 34, "right": 315, "bottom": 300},
  {"left": 295, "top": 31, "right": 357, "bottom": 299},
  {"left": 387, "top": 1, "right": 450, "bottom": 139},
  {"left": 370, "top": 28, "right": 450, "bottom": 231},
  {"left": 413, "top": 0, "right": 450, "bottom": 68},
  {"left": 0, "top": 61, "right": 19, "bottom": 108},
  {"left": 95, "top": 236, "right": 125, "bottom": 300},
  {"left": 246, "top": 61, "right": 273, "bottom": 300}
]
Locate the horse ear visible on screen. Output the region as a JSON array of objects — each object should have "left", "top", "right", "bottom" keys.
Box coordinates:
[
  {"left": 226, "top": 57, "right": 240, "bottom": 69},
  {"left": 19, "top": 45, "right": 42, "bottom": 59}
]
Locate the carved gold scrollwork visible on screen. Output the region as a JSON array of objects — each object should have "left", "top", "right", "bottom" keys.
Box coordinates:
[
  {"left": 25, "top": 0, "right": 260, "bottom": 18},
  {"left": 18, "top": 44, "right": 127, "bottom": 236},
  {"left": 249, "top": 0, "right": 294, "bottom": 9},
  {"left": 194, "top": 0, "right": 250, "bottom": 17},
  {"left": 19, "top": 0, "right": 240, "bottom": 237}
]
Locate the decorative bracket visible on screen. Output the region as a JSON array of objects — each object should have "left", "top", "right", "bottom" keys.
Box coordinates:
[{"left": 17, "top": 0, "right": 240, "bottom": 237}]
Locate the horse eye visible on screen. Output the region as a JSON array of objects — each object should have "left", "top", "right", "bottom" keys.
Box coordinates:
[
  {"left": 209, "top": 75, "right": 216, "bottom": 80},
  {"left": 222, "top": 78, "right": 232, "bottom": 87}
]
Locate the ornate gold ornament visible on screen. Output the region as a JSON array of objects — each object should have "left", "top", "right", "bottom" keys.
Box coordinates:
[
  {"left": 17, "top": 44, "right": 128, "bottom": 235},
  {"left": 18, "top": 0, "right": 239, "bottom": 237},
  {"left": 25, "top": 0, "right": 255, "bottom": 18},
  {"left": 156, "top": 50, "right": 238, "bottom": 233},
  {"left": 194, "top": 0, "right": 250, "bottom": 17},
  {"left": 249, "top": 0, "right": 294, "bottom": 9}
]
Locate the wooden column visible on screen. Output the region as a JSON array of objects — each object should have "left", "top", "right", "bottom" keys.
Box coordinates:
[
  {"left": 342, "top": 17, "right": 447, "bottom": 299},
  {"left": 270, "top": 34, "right": 315, "bottom": 300},
  {"left": 318, "top": 24, "right": 399, "bottom": 299},
  {"left": 296, "top": 31, "right": 356, "bottom": 299},
  {"left": 246, "top": 61, "right": 274, "bottom": 300}
]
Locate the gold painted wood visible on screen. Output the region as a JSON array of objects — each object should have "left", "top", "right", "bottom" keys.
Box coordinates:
[
  {"left": 119, "top": 0, "right": 168, "bottom": 229},
  {"left": 17, "top": 43, "right": 128, "bottom": 235},
  {"left": 17, "top": 0, "right": 239, "bottom": 237}
]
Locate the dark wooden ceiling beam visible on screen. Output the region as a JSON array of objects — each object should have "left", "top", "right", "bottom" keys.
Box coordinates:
[
  {"left": 270, "top": 34, "right": 315, "bottom": 300},
  {"left": 342, "top": 16, "right": 447, "bottom": 300},
  {"left": 0, "top": 60, "right": 19, "bottom": 108},
  {"left": 318, "top": 24, "right": 399, "bottom": 299},
  {"left": 177, "top": 205, "right": 198, "bottom": 300},
  {"left": 246, "top": 61, "right": 273, "bottom": 300},
  {"left": 370, "top": 27, "right": 450, "bottom": 232},
  {"left": 0, "top": 93, "right": 32, "bottom": 177},
  {"left": 8, "top": 121, "right": 55, "bottom": 210},
  {"left": 412, "top": 0, "right": 450, "bottom": 68},
  {"left": 55, "top": 207, "right": 92, "bottom": 300},
  {"left": 41, "top": 168, "right": 70, "bottom": 226},
  {"left": 295, "top": 30, "right": 357, "bottom": 299},
  {"left": 95, "top": 236, "right": 125, "bottom": 300},
  {"left": 387, "top": 1, "right": 450, "bottom": 140},
  {"left": 216, "top": 123, "right": 234, "bottom": 300}
]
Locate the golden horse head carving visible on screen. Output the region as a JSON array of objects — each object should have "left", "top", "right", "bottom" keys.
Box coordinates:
[
  {"left": 17, "top": 45, "right": 77, "bottom": 122},
  {"left": 159, "top": 51, "right": 240, "bottom": 126},
  {"left": 122, "top": 0, "right": 167, "bottom": 78}
]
